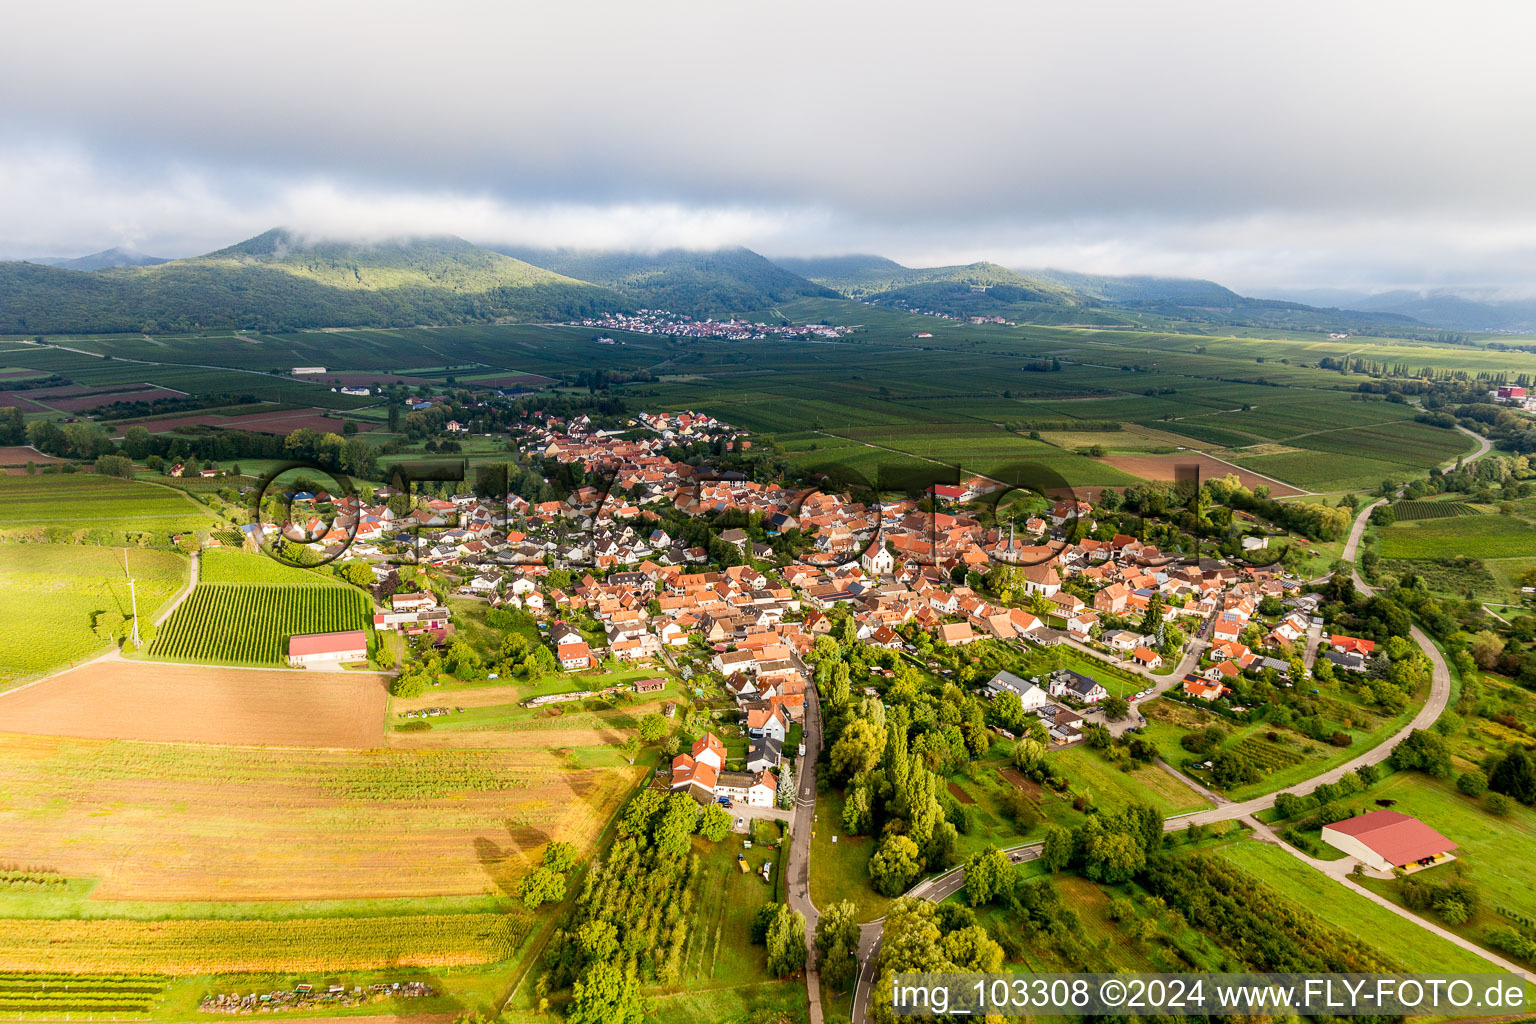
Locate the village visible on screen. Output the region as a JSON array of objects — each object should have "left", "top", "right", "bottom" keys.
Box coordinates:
[
  {"left": 569, "top": 309, "right": 853, "bottom": 341},
  {"left": 258, "top": 409, "right": 1380, "bottom": 800}
]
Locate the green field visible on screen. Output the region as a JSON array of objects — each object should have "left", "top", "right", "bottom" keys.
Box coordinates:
[
  {"left": 0, "top": 544, "right": 187, "bottom": 688},
  {"left": 1218, "top": 837, "right": 1518, "bottom": 974},
  {"left": 1378, "top": 514, "right": 1536, "bottom": 560},
  {"left": 0, "top": 474, "right": 216, "bottom": 537},
  {"left": 149, "top": 582, "right": 371, "bottom": 665},
  {"left": 197, "top": 547, "right": 352, "bottom": 586}
]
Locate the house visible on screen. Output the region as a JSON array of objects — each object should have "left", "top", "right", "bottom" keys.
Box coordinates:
[
  {"left": 1330, "top": 635, "right": 1376, "bottom": 656},
  {"left": 1036, "top": 702, "right": 1084, "bottom": 744},
  {"left": 557, "top": 640, "right": 593, "bottom": 670},
  {"left": 746, "top": 703, "right": 789, "bottom": 743},
  {"left": 634, "top": 677, "right": 667, "bottom": 694},
  {"left": 715, "top": 770, "right": 777, "bottom": 807},
  {"left": 692, "top": 732, "right": 726, "bottom": 772},
  {"left": 1131, "top": 646, "right": 1162, "bottom": 669},
  {"left": 287, "top": 630, "right": 369, "bottom": 667},
  {"left": 747, "top": 735, "right": 783, "bottom": 772},
  {"left": 391, "top": 592, "right": 436, "bottom": 611},
  {"left": 1103, "top": 629, "right": 1143, "bottom": 653},
  {"left": 1182, "top": 675, "right": 1227, "bottom": 700},
  {"left": 1049, "top": 669, "right": 1107, "bottom": 704},
  {"left": 1323, "top": 649, "right": 1368, "bottom": 673},
  {"left": 938, "top": 621, "right": 977, "bottom": 646},
  {"left": 983, "top": 669, "right": 1049, "bottom": 710},
  {"left": 1320, "top": 810, "right": 1457, "bottom": 872}
]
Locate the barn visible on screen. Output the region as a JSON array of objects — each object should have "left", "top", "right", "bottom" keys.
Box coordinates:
[
  {"left": 287, "top": 630, "right": 369, "bottom": 668},
  {"left": 1319, "top": 809, "right": 1457, "bottom": 872}
]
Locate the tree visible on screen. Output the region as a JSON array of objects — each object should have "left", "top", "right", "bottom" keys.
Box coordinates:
[
  {"left": 542, "top": 840, "right": 578, "bottom": 873},
  {"left": 697, "top": 803, "right": 732, "bottom": 842},
  {"left": 1470, "top": 629, "right": 1506, "bottom": 669},
  {"left": 830, "top": 718, "right": 886, "bottom": 780},
  {"left": 336, "top": 560, "right": 375, "bottom": 587},
  {"left": 1457, "top": 769, "right": 1488, "bottom": 797},
  {"left": 637, "top": 713, "right": 667, "bottom": 744},
  {"left": 815, "top": 900, "right": 860, "bottom": 992},
  {"left": 518, "top": 864, "right": 566, "bottom": 909},
  {"left": 652, "top": 792, "right": 699, "bottom": 855},
  {"left": 869, "top": 834, "right": 922, "bottom": 896},
  {"left": 765, "top": 903, "right": 808, "bottom": 977},
  {"left": 1485, "top": 791, "right": 1512, "bottom": 816},
  {"left": 566, "top": 962, "right": 645, "bottom": 1024},
  {"left": 389, "top": 671, "right": 429, "bottom": 698},
  {"left": 1102, "top": 694, "right": 1130, "bottom": 721},
  {"left": 1040, "top": 825, "right": 1072, "bottom": 873},
  {"left": 1013, "top": 738, "right": 1046, "bottom": 772},
  {"left": 962, "top": 847, "right": 1013, "bottom": 907},
  {"left": 1489, "top": 748, "right": 1536, "bottom": 804},
  {"left": 1389, "top": 729, "right": 1453, "bottom": 778}
]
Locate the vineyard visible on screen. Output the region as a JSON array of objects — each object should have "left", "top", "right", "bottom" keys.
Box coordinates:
[
  {"left": 0, "top": 914, "right": 526, "bottom": 975},
  {"left": 1230, "top": 735, "right": 1305, "bottom": 772},
  {"left": 150, "top": 583, "right": 370, "bottom": 665},
  {"left": 0, "top": 972, "right": 166, "bottom": 1016},
  {"left": 1391, "top": 500, "right": 1480, "bottom": 521}
]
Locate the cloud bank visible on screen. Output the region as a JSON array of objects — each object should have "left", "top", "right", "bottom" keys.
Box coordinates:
[{"left": 4, "top": 0, "right": 1536, "bottom": 293}]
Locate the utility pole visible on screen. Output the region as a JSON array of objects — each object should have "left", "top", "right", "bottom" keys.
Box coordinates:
[{"left": 125, "top": 550, "right": 142, "bottom": 649}]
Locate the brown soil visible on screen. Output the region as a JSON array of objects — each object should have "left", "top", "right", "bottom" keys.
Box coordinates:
[
  {"left": 0, "top": 661, "right": 388, "bottom": 748},
  {"left": 945, "top": 779, "right": 976, "bottom": 804},
  {"left": 999, "top": 767, "right": 1046, "bottom": 802},
  {"left": 1097, "top": 453, "right": 1304, "bottom": 496}
]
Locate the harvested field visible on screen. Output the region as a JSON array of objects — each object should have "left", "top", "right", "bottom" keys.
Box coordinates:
[
  {"left": 1096, "top": 453, "right": 1304, "bottom": 496},
  {"left": 0, "top": 661, "right": 388, "bottom": 747},
  {"left": 0, "top": 445, "right": 63, "bottom": 465},
  {"left": 0, "top": 733, "right": 643, "bottom": 901},
  {"left": 38, "top": 386, "right": 183, "bottom": 413},
  {"left": 389, "top": 726, "right": 642, "bottom": 750}
]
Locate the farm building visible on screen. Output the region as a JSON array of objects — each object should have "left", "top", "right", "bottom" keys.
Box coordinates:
[
  {"left": 1320, "top": 810, "right": 1457, "bottom": 873},
  {"left": 634, "top": 677, "right": 667, "bottom": 694},
  {"left": 287, "top": 630, "right": 369, "bottom": 667}
]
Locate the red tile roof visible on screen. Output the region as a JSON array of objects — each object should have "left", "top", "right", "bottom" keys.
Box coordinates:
[
  {"left": 287, "top": 630, "right": 368, "bottom": 657},
  {"left": 1322, "top": 809, "right": 1456, "bottom": 865}
]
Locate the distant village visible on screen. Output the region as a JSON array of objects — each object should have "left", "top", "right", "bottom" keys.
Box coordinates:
[{"left": 570, "top": 309, "right": 853, "bottom": 341}]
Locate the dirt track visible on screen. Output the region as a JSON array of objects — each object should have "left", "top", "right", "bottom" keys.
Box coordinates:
[
  {"left": 1097, "top": 453, "right": 1304, "bottom": 496},
  {"left": 0, "top": 660, "right": 388, "bottom": 748}
]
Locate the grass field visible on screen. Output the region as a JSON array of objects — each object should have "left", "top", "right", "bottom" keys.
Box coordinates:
[
  {"left": 1318, "top": 771, "right": 1536, "bottom": 927},
  {"left": 1048, "top": 745, "right": 1212, "bottom": 817},
  {"left": 1217, "top": 837, "right": 1512, "bottom": 974},
  {"left": 149, "top": 582, "right": 371, "bottom": 665},
  {"left": 0, "top": 474, "right": 215, "bottom": 537},
  {"left": 809, "top": 789, "right": 889, "bottom": 922},
  {"left": 0, "top": 544, "right": 186, "bottom": 688},
  {"left": 0, "top": 733, "right": 642, "bottom": 902}
]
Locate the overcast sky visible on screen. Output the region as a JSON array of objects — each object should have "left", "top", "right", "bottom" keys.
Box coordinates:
[{"left": 4, "top": 0, "right": 1536, "bottom": 294}]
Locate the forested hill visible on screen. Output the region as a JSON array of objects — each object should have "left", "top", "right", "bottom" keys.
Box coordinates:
[
  {"left": 0, "top": 230, "right": 628, "bottom": 334},
  {"left": 774, "top": 255, "right": 1091, "bottom": 317},
  {"left": 496, "top": 246, "right": 837, "bottom": 317},
  {"left": 1022, "top": 268, "right": 1241, "bottom": 305}
]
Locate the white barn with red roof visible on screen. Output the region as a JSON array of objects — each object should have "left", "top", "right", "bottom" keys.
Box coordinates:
[
  {"left": 1320, "top": 809, "right": 1457, "bottom": 872},
  {"left": 287, "top": 630, "right": 369, "bottom": 667}
]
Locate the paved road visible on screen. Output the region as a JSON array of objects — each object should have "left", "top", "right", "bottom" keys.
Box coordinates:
[
  {"left": 847, "top": 498, "right": 1473, "bottom": 1021},
  {"left": 786, "top": 678, "right": 825, "bottom": 1024}
]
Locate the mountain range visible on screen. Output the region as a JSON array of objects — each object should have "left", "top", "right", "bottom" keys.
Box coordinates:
[{"left": 3, "top": 230, "right": 1529, "bottom": 335}]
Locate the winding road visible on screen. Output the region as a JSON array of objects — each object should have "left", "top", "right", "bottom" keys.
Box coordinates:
[{"left": 835, "top": 490, "right": 1518, "bottom": 1022}]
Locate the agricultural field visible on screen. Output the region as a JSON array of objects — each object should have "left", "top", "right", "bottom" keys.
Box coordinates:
[
  {"left": 0, "top": 474, "right": 216, "bottom": 538},
  {"left": 1378, "top": 514, "right": 1536, "bottom": 560},
  {"left": 1391, "top": 498, "right": 1482, "bottom": 520},
  {"left": 197, "top": 546, "right": 353, "bottom": 586},
  {"left": 0, "top": 661, "right": 387, "bottom": 747},
  {"left": 0, "top": 544, "right": 187, "bottom": 688},
  {"left": 0, "top": 913, "right": 524, "bottom": 975},
  {"left": 149, "top": 582, "right": 371, "bottom": 665},
  {"left": 0, "top": 733, "right": 643, "bottom": 902},
  {"left": 0, "top": 972, "right": 169, "bottom": 1017}
]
